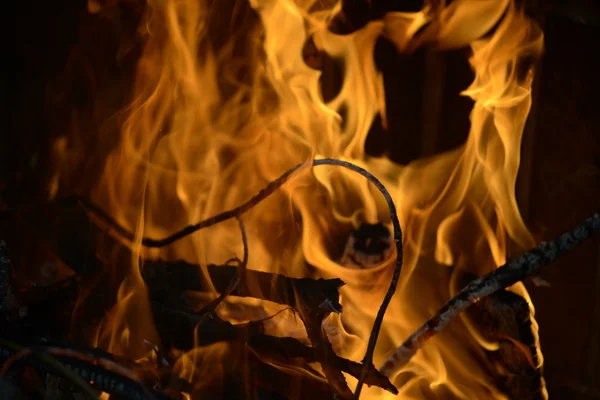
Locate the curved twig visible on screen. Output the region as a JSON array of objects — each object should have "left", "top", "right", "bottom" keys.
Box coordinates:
[
  {"left": 380, "top": 210, "right": 600, "bottom": 377},
  {"left": 77, "top": 158, "right": 404, "bottom": 399}
]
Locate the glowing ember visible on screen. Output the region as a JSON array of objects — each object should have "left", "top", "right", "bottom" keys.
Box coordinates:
[{"left": 58, "top": 0, "right": 546, "bottom": 398}]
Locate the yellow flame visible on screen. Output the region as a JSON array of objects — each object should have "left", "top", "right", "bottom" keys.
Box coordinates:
[{"left": 69, "top": 0, "right": 547, "bottom": 398}]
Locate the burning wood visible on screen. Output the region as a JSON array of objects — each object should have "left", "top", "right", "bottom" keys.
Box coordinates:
[
  {"left": 4, "top": 176, "right": 599, "bottom": 399},
  {"left": 0, "top": 241, "right": 17, "bottom": 320},
  {"left": 79, "top": 157, "right": 405, "bottom": 399},
  {"left": 9, "top": 0, "right": 599, "bottom": 398},
  {"left": 380, "top": 210, "right": 600, "bottom": 376}
]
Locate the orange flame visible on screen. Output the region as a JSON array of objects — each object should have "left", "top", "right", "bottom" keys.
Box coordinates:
[{"left": 63, "top": 0, "right": 546, "bottom": 398}]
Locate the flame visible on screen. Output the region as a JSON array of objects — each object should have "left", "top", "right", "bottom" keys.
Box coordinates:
[{"left": 64, "top": 0, "right": 545, "bottom": 398}]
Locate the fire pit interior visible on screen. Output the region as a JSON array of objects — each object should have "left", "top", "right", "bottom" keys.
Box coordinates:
[{"left": 3, "top": 0, "right": 600, "bottom": 399}]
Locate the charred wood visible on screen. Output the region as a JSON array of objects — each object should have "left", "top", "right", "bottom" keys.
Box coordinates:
[
  {"left": 142, "top": 261, "right": 343, "bottom": 315},
  {"left": 149, "top": 297, "right": 397, "bottom": 394},
  {"left": 143, "top": 259, "right": 358, "bottom": 396},
  {"left": 52, "top": 157, "right": 405, "bottom": 399},
  {"left": 24, "top": 201, "right": 395, "bottom": 397}
]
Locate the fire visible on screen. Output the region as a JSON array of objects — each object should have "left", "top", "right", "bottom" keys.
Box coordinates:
[{"left": 63, "top": 0, "right": 545, "bottom": 398}]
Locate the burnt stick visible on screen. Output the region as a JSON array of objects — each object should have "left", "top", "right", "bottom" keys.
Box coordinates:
[{"left": 145, "top": 261, "right": 356, "bottom": 398}]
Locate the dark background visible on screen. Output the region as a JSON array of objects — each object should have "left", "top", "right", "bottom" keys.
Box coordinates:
[{"left": 4, "top": 0, "right": 600, "bottom": 398}]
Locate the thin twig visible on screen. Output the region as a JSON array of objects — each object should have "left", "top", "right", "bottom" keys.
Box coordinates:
[
  {"left": 380, "top": 210, "right": 600, "bottom": 376},
  {"left": 77, "top": 158, "right": 404, "bottom": 398}
]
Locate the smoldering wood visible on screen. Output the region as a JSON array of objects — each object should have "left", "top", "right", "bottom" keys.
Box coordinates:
[
  {"left": 380, "top": 209, "right": 600, "bottom": 376},
  {"left": 144, "top": 260, "right": 393, "bottom": 398},
  {"left": 24, "top": 168, "right": 595, "bottom": 398},
  {"left": 146, "top": 243, "right": 349, "bottom": 396}
]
